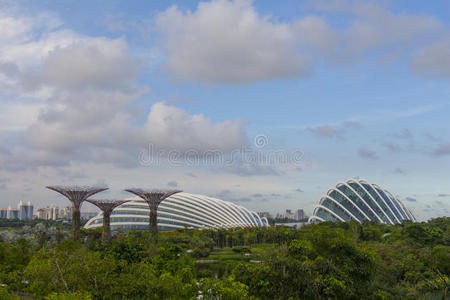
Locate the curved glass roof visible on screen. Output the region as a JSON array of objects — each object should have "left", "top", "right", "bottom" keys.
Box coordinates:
[
  {"left": 85, "top": 192, "right": 268, "bottom": 231},
  {"left": 309, "top": 179, "right": 415, "bottom": 224}
]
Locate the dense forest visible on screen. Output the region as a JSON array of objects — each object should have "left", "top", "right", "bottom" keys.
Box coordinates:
[{"left": 0, "top": 218, "right": 448, "bottom": 299}]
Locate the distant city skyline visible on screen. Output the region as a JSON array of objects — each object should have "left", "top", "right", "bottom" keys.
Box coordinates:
[
  {"left": 0, "top": 200, "right": 33, "bottom": 220},
  {"left": 0, "top": 0, "right": 449, "bottom": 221}
]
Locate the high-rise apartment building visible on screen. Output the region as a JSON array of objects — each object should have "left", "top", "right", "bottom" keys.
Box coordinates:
[
  {"left": 1, "top": 201, "right": 34, "bottom": 220},
  {"left": 6, "top": 206, "right": 19, "bottom": 219},
  {"left": 294, "top": 209, "right": 305, "bottom": 221},
  {"left": 35, "top": 205, "right": 73, "bottom": 220},
  {"left": 18, "top": 201, "right": 33, "bottom": 220}
]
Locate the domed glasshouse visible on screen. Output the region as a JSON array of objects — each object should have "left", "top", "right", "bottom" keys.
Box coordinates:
[
  {"left": 85, "top": 192, "right": 269, "bottom": 231},
  {"left": 309, "top": 179, "right": 415, "bottom": 224}
]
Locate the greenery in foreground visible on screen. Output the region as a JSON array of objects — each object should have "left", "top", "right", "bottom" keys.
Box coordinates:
[{"left": 0, "top": 218, "right": 449, "bottom": 299}]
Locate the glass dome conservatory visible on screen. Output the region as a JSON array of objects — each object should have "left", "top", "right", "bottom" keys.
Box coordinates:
[
  {"left": 309, "top": 179, "right": 415, "bottom": 224},
  {"left": 85, "top": 192, "right": 269, "bottom": 231}
]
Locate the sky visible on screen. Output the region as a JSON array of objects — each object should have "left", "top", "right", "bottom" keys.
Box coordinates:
[{"left": 0, "top": 0, "right": 449, "bottom": 221}]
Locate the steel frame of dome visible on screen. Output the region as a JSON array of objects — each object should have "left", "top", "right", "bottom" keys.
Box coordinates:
[
  {"left": 308, "top": 179, "right": 415, "bottom": 224},
  {"left": 84, "top": 192, "right": 269, "bottom": 231}
]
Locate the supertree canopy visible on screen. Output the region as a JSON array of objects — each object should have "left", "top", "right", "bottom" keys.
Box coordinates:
[
  {"left": 124, "top": 188, "right": 181, "bottom": 238},
  {"left": 46, "top": 186, "right": 109, "bottom": 209},
  {"left": 86, "top": 199, "right": 129, "bottom": 244},
  {"left": 46, "top": 185, "right": 108, "bottom": 240}
]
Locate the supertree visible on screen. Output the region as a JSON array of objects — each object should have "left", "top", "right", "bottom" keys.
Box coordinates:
[
  {"left": 86, "top": 199, "right": 129, "bottom": 244},
  {"left": 124, "top": 188, "right": 181, "bottom": 239},
  {"left": 46, "top": 186, "right": 108, "bottom": 240}
]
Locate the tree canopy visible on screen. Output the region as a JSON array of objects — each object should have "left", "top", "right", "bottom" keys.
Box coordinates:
[{"left": 0, "top": 218, "right": 448, "bottom": 299}]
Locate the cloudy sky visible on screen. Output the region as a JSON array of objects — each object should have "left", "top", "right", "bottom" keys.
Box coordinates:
[{"left": 0, "top": 0, "right": 449, "bottom": 220}]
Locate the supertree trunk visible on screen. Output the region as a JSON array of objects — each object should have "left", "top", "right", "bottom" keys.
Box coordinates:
[
  {"left": 72, "top": 205, "right": 81, "bottom": 241},
  {"left": 85, "top": 199, "right": 129, "bottom": 245},
  {"left": 102, "top": 212, "right": 111, "bottom": 244},
  {"left": 124, "top": 189, "right": 182, "bottom": 242},
  {"left": 149, "top": 207, "right": 158, "bottom": 240}
]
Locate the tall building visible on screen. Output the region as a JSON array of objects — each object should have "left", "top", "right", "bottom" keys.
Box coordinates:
[
  {"left": 294, "top": 209, "right": 305, "bottom": 221},
  {"left": 34, "top": 205, "right": 73, "bottom": 220},
  {"left": 36, "top": 208, "right": 47, "bottom": 219},
  {"left": 0, "top": 208, "right": 7, "bottom": 219},
  {"left": 35, "top": 206, "right": 61, "bottom": 220},
  {"left": 18, "top": 201, "right": 33, "bottom": 220},
  {"left": 6, "top": 206, "right": 19, "bottom": 219},
  {"left": 48, "top": 206, "right": 59, "bottom": 220},
  {"left": 27, "top": 201, "right": 33, "bottom": 219},
  {"left": 0, "top": 201, "right": 34, "bottom": 220},
  {"left": 62, "top": 206, "right": 73, "bottom": 220}
]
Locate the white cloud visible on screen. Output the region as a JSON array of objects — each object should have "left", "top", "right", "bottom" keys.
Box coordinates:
[
  {"left": 16, "top": 37, "right": 145, "bottom": 158},
  {"left": 0, "top": 35, "right": 138, "bottom": 94},
  {"left": 19, "top": 95, "right": 247, "bottom": 168},
  {"left": 309, "top": 0, "right": 443, "bottom": 62},
  {"left": 0, "top": 10, "right": 81, "bottom": 69},
  {"left": 0, "top": 13, "right": 32, "bottom": 43},
  {"left": 410, "top": 39, "right": 450, "bottom": 78},
  {"left": 26, "top": 89, "right": 143, "bottom": 155},
  {"left": 0, "top": 7, "right": 247, "bottom": 170},
  {"left": 24, "top": 93, "right": 246, "bottom": 165},
  {"left": 43, "top": 38, "right": 140, "bottom": 89},
  {"left": 346, "top": 4, "right": 440, "bottom": 55},
  {"left": 0, "top": 9, "right": 103, "bottom": 99},
  {"left": 155, "top": 0, "right": 444, "bottom": 84},
  {"left": 156, "top": 0, "right": 312, "bottom": 84},
  {"left": 0, "top": 101, "right": 44, "bottom": 131},
  {"left": 144, "top": 102, "right": 247, "bottom": 151},
  {"left": 293, "top": 16, "right": 337, "bottom": 55}
]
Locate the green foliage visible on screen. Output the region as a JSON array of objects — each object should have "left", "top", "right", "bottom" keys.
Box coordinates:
[
  {"left": 190, "top": 235, "right": 214, "bottom": 257},
  {"left": 0, "top": 217, "right": 448, "bottom": 299},
  {"left": 45, "top": 290, "right": 92, "bottom": 300},
  {"left": 232, "top": 246, "right": 250, "bottom": 253},
  {"left": 431, "top": 245, "right": 450, "bottom": 274},
  {"left": 198, "top": 276, "right": 250, "bottom": 300},
  {"left": 288, "top": 239, "right": 313, "bottom": 259},
  {"left": 0, "top": 238, "right": 33, "bottom": 291},
  {"left": 23, "top": 240, "right": 120, "bottom": 298},
  {"left": 0, "top": 286, "right": 20, "bottom": 300},
  {"left": 0, "top": 218, "right": 71, "bottom": 229},
  {"left": 404, "top": 222, "right": 444, "bottom": 245}
]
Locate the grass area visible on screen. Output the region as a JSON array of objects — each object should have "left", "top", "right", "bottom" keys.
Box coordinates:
[
  {"left": 200, "top": 243, "right": 275, "bottom": 262},
  {"left": 194, "top": 244, "right": 275, "bottom": 278},
  {"left": 249, "top": 243, "right": 275, "bottom": 253}
]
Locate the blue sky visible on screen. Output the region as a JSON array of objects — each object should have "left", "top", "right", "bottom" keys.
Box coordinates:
[{"left": 0, "top": 0, "right": 449, "bottom": 220}]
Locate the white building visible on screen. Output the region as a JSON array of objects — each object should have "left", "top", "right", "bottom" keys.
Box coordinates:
[
  {"left": 309, "top": 178, "right": 415, "bottom": 224},
  {"left": 85, "top": 192, "right": 269, "bottom": 231}
]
